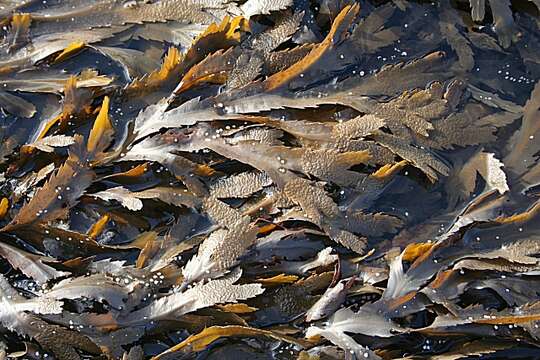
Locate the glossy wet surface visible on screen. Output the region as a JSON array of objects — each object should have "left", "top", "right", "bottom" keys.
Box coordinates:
[{"left": 0, "top": 0, "right": 539, "bottom": 359}]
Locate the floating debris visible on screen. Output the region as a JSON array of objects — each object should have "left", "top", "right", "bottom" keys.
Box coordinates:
[{"left": 0, "top": 0, "right": 539, "bottom": 359}]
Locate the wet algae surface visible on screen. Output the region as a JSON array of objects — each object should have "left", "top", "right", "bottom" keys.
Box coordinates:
[{"left": 0, "top": 0, "right": 540, "bottom": 358}]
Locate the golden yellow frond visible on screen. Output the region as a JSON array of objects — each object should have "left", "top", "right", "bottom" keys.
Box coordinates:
[
  {"left": 87, "top": 96, "right": 114, "bottom": 154},
  {"left": 54, "top": 41, "right": 85, "bottom": 63},
  {"left": 0, "top": 198, "right": 9, "bottom": 219},
  {"left": 402, "top": 242, "right": 434, "bottom": 262},
  {"left": 87, "top": 214, "right": 110, "bottom": 239},
  {"left": 10, "top": 13, "right": 31, "bottom": 32},
  {"left": 257, "top": 273, "right": 299, "bottom": 285}
]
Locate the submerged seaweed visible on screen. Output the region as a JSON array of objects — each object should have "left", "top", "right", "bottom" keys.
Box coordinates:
[{"left": 0, "top": 0, "right": 539, "bottom": 358}]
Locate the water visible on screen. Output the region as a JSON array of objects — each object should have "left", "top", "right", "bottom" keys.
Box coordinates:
[{"left": 0, "top": 0, "right": 539, "bottom": 359}]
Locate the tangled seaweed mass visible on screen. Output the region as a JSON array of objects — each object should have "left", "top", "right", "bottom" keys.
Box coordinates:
[{"left": 0, "top": 0, "right": 540, "bottom": 358}]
